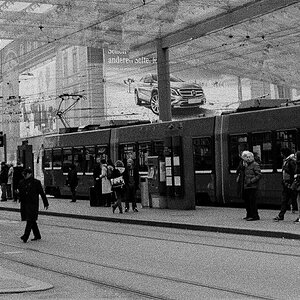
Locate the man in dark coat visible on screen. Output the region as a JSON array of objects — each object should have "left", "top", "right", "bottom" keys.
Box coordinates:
[
  {"left": 13, "top": 161, "right": 24, "bottom": 202},
  {"left": 18, "top": 168, "right": 49, "bottom": 243},
  {"left": 274, "top": 147, "right": 297, "bottom": 221},
  {"left": 123, "top": 158, "right": 140, "bottom": 212},
  {"left": 0, "top": 162, "right": 9, "bottom": 201},
  {"left": 67, "top": 164, "right": 78, "bottom": 202}
]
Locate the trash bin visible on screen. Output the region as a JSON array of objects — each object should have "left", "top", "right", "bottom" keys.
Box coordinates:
[
  {"left": 140, "top": 176, "right": 149, "bottom": 207},
  {"left": 150, "top": 194, "right": 167, "bottom": 208}
]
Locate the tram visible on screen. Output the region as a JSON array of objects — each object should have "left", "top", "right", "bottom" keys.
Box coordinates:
[{"left": 24, "top": 101, "right": 300, "bottom": 207}]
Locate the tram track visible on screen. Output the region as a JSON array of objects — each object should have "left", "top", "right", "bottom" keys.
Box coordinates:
[
  {"left": 9, "top": 216, "right": 298, "bottom": 258},
  {"left": 1, "top": 213, "right": 300, "bottom": 257},
  {"left": 0, "top": 241, "right": 282, "bottom": 300}
]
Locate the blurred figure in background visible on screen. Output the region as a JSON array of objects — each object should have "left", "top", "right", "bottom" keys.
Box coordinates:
[
  {"left": 13, "top": 161, "right": 24, "bottom": 202},
  {"left": 0, "top": 162, "right": 9, "bottom": 201},
  {"left": 273, "top": 147, "right": 297, "bottom": 221},
  {"left": 93, "top": 156, "right": 102, "bottom": 206},
  {"left": 67, "top": 164, "right": 78, "bottom": 203},
  {"left": 7, "top": 163, "right": 14, "bottom": 200}
]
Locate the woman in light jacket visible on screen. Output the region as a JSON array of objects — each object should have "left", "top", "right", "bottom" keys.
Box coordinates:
[
  {"left": 99, "top": 159, "right": 112, "bottom": 207},
  {"left": 237, "top": 151, "right": 262, "bottom": 221}
]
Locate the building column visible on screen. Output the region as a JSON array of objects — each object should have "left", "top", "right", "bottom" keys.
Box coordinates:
[{"left": 156, "top": 39, "right": 171, "bottom": 121}]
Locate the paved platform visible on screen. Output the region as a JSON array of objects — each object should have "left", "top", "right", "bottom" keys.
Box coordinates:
[
  {"left": 0, "top": 198, "right": 299, "bottom": 294},
  {"left": 0, "top": 266, "right": 53, "bottom": 295},
  {"left": 1, "top": 198, "right": 300, "bottom": 240}
]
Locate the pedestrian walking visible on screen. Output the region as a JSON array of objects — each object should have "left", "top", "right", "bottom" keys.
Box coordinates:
[
  {"left": 67, "top": 164, "right": 78, "bottom": 202},
  {"left": 111, "top": 160, "right": 125, "bottom": 214},
  {"left": 13, "top": 161, "right": 24, "bottom": 202},
  {"left": 0, "top": 162, "right": 9, "bottom": 201},
  {"left": 7, "top": 163, "right": 14, "bottom": 200},
  {"left": 18, "top": 168, "right": 49, "bottom": 243},
  {"left": 236, "top": 151, "right": 262, "bottom": 221},
  {"left": 292, "top": 151, "right": 300, "bottom": 223},
  {"left": 123, "top": 158, "right": 139, "bottom": 212},
  {"left": 273, "top": 147, "right": 297, "bottom": 221}
]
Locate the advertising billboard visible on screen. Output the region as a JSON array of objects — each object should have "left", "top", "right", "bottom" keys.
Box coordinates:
[
  {"left": 103, "top": 47, "right": 250, "bottom": 121},
  {"left": 19, "top": 58, "right": 57, "bottom": 138}
]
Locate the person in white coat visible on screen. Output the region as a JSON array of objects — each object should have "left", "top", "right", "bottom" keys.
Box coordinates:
[{"left": 99, "top": 158, "right": 112, "bottom": 207}]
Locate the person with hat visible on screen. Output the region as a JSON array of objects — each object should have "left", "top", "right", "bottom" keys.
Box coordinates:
[{"left": 18, "top": 168, "right": 49, "bottom": 243}]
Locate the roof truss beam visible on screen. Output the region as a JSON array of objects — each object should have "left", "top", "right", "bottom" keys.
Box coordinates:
[{"left": 131, "top": 0, "right": 300, "bottom": 56}]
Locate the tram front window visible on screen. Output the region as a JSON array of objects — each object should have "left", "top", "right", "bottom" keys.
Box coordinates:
[
  {"left": 275, "top": 130, "right": 298, "bottom": 169},
  {"left": 52, "top": 148, "right": 62, "bottom": 168},
  {"left": 229, "top": 135, "right": 248, "bottom": 170},
  {"left": 193, "top": 137, "right": 213, "bottom": 171},
  {"left": 251, "top": 132, "right": 272, "bottom": 169}
]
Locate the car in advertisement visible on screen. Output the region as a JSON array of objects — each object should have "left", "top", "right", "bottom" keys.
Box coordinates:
[{"left": 133, "top": 73, "right": 206, "bottom": 115}]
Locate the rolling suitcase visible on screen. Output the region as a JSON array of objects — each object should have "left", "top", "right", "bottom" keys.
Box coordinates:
[{"left": 89, "top": 186, "right": 100, "bottom": 207}]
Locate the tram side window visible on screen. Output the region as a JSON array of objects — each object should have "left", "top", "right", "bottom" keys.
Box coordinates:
[
  {"left": 251, "top": 132, "right": 272, "bottom": 169},
  {"left": 138, "top": 143, "right": 150, "bottom": 171},
  {"left": 73, "top": 147, "right": 84, "bottom": 173},
  {"left": 43, "top": 149, "right": 52, "bottom": 169},
  {"left": 153, "top": 141, "right": 164, "bottom": 157},
  {"left": 119, "top": 144, "right": 136, "bottom": 163},
  {"left": 62, "top": 148, "right": 72, "bottom": 173},
  {"left": 275, "top": 130, "right": 297, "bottom": 169},
  {"left": 52, "top": 148, "right": 62, "bottom": 168},
  {"left": 85, "top": 146, "right": 96, "bottom": 173},
  {"left": 229, "top": 135, "right": 248, "bottom": 170},
  {"left": 193, "top": 137, "right": 213, "bottom": 171},
  {"left": 96, "top": 145, "right": 108, "bottom": 161}
]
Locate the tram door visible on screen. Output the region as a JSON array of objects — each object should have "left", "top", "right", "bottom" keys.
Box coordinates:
[{"left": 17, "top": 141, "right": 34, "bottom": 173}]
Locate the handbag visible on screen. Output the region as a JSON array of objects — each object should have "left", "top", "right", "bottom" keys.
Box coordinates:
[
  {"left": 291, "top": 179, "right": 300, "bottom": 192},
  {"left": 111, "top": 175, "right": 125, "bottom": 190}
]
